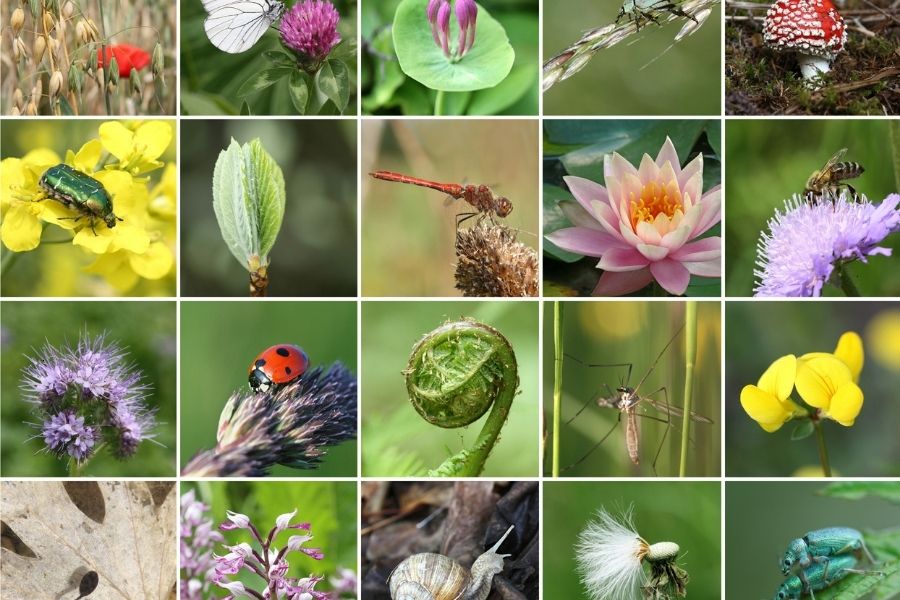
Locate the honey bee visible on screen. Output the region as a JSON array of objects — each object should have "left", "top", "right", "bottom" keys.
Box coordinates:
[{"left": 804, "top": 148, "right": 865, "bottom": 203}]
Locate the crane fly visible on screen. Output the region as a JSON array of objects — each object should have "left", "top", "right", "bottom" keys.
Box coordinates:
[
  {"left": 368, "top": 170, "right": 513, "bottom": 226},
  {"left": 563, "top": 324, "right": 714, "bottom": 475}
]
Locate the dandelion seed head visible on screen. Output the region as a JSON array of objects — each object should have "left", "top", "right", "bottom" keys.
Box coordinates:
[{"left": 575, "top": 506, "right": 648, "bottom": 600}]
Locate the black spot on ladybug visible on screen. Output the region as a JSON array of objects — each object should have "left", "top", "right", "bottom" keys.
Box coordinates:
[
  {"left": 255, "top": 359, "right": 266, "bottom": 367},
  {"left": 285, "top": 367, "right": 292, "bottom": 375},
  {"left": 276, "top": 347, "right": 291, "bottom": 357}
]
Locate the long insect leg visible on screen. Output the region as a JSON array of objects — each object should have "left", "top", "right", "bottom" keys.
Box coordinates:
[
  {"left": 562, "top": 413, "right": 622, "bottom": 472},
  {"left": 646, "top": 387, "right": 670, "bottom": 476},
  {"left": 564, "top": 352, "right": 633, "bottom": 387}
]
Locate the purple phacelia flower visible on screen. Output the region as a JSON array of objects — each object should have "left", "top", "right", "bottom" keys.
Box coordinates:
[
  {"left": 426, "top": 0, "right": 478, "bottom": 59},
  {"left": 754, "top": 193, "right": 900, "bottom": 297},
  {"left": 280, "top": 0, "right": 341, "bottom": 70},
  {"left": 21, "top": 331, "right": 157, "bottom": 465}
]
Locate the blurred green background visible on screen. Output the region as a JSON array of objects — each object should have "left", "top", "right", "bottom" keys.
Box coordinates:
[
  {"left": 361, "top": 300, "right": 538, "bottom": 476},
  {"left": 183, "top": 481, "right": 356, "bottom": 594},
  {"left": 726, "top": 119, "right": 900, "bottom": 296},
  {"left": 1, "top": 120, "right": 177, "bottom": 297},
  {"left": 180, "top": 301, "right": 357, "bottom": 476},
  {"left": 362, "top": 0, "right": 539, "bottom": 115},
  {"left": 0, "top": 301, "right": 176, "bottom": 476},
  {"left": 180, "top": 120, "right": 356, "bottom": 297},
  {"left": 543, "top": 119, "right": 721, "bottom": 297},
  {"left": 543, "top": 301, "right": 720, "bottom": 477},
  {"left": 726, "top": 482, "right": 900, "bottom": 599},
  {"left": 544, "top": 481, "right": 720, "bottom": 599},
  {"left": 180, "top": 0, "right": 357, "bottom": 115},
  {"left": 726, "top": 302, "right": 900, "bottom": 476},
  {"left": 543, "top": 1, "right": 721, "bottom": 115},
  {"left": 362, "top": 119, "right": 539, "bottom": 296}
]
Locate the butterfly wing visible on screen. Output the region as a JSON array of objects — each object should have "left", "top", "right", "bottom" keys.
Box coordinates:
[{"left": 203, "top": 0, "right": 280, "bottom": 54}]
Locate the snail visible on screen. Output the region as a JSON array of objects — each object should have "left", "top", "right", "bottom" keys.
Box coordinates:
[{"left": 388, "top": 524, "right": 515, "bottom": 600}]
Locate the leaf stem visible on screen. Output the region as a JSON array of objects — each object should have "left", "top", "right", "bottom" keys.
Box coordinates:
[
  {"left": 837, "top": 265, "right": 861, "bottom": 296},
  {"left": 552, "top": 301, "right": 563, "bottom": 478},
  {"left": 679, "top": 301, "right": 697, "bottom": 477},
  {"left": 813, "top": 419, "right": 832, "bottom": 477},
  {"left": 434, "top": 90, "right": 445, "bottom": 116}
]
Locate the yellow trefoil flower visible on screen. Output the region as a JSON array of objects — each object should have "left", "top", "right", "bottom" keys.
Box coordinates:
[{"left": 740, "top": 354, "right": 804, "bottom": 432}]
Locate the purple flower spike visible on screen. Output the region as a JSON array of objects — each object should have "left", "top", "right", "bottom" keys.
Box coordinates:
[
  {"left": 280, "top": 0, "right": 341, "bottom": 71},
  {"left": 754, "top": 193, "right": 900, "bottom": 297},
  {"left": 456, "top": 0, "right": 478, "bottom": 56},
  {"left": 437, "top": 1, "right": 452, "bottom": 57},
  {"left": 427, "top": 0, "right": 442, "bottom": 46}
]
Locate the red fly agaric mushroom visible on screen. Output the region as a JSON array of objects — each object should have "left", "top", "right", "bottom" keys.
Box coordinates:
[{"left": 763, "top": 0, "right": 847, "bottom": 82}]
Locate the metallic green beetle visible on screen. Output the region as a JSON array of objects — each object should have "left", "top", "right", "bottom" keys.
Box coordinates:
[
  {"left": 774, "top": 554, "right": 877, "bottom": 600},
  {"left": 38, "top": 164, "right": 121, "bottom": 233},
  {"left": 781, "top": 527, "right": 877, "bottom": 581}
]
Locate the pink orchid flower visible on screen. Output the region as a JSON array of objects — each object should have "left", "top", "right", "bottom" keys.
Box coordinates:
[{"left": 547, "top": 137, "right": 722, "bottom": 295}]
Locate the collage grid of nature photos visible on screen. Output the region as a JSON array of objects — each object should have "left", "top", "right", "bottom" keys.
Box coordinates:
[{"left": 0, "top": 0, "right": 898, "bottom": 600}]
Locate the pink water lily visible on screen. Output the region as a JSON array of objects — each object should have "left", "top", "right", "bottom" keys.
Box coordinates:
[{"left": 547, "top": 137, "right": 722, "bottom": 295}]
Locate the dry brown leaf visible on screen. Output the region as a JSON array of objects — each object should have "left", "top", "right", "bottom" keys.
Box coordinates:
[{"left": 1, "top": 481, "right": 176, "bottom": 600}]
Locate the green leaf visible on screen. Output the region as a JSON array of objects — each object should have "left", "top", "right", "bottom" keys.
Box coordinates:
[
  {"left": 328, "top": 58, "right": 351, "bottom": 111},
  {"left": 393, "top": 0, "right": 514, "bottom": 92},
  {"left": 240, "top": 101, "right": 251, "bottom": 116},
  {"left": 819, "top": 483, "right": 900, "bottom": 505},
  {"left": 545, "top": 120, "right": 657, "bottom": 146},
  {"left": 817, "top": 560, "right": 900, "bottom": 600},
  {"left": 440, "top": 90, "right": 471, "bottom": 115},
  {"left": 180, "top": 91, "right": 237, "bottom": 115},
  {"left": 362, "top": 27, "right": 406, "bottom": 113},
  {"left": 866, "top": 528, "right": 900, "bottom": 560},
  {"left": 211, "top": 138, "right": 286, "bottom": 269},
  {"left": 235, "top": 67, "right": 294, "bottom": 98},
  {"left": 288, "top": 71, "right": 309, "bottom": 114},
  {"left": 263, "top": 50, "right": 295, "bottom": 67},
  {"left": 790, "top": 420, "right": 815, "bottom": 440},
  {"left": 58, "top": 96, "right": 74, "bottom": 115},
  {"left": 705, "top": 120, "right": 722, "bottom": 158},
  {"left": 243, "top": 139, "right": 286, "bottom": 257},
  {"left": 314, "top": 60, "right": 348, "bottom": 112},
  {"left": 467, "top": 63, "right": 534, "bottom": 115},
  {"left": 542, "top": 186, "right": 582, "bottom": 263}
]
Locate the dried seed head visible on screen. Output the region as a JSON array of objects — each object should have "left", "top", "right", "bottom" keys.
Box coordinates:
[
  {"left": 455, "top": 221, "right": 539, "bottom": 297},
  {"left": 63, "top": 1, "right": 75, "bottom": 18},
  {"left": 49, "top": 70, "right": 63, "bottom": 98},
  {"left": 42, "top": 10, "right": 54, "bottom": 34},
  {"left": 109, "top": 57, "right": 120, "bottom": 84},
  {"left": 33, "top": 35, "right": 47, "bottom": 64},
  {"left": 11, "top": 8, "right": 25, "bottom": 35},
  {"left": 96, "top": 67, "right": 104, "bottom": 93},
  {"left": 151, "top": 42, "right": 164, "bottom": 78},
  {"left": 32, "top": 78, "right": 42, "bottom": 101},
  {"left": 68, "top": 63, "right": 82, "bottom": 94},
  {"left": 75, "top": 20, "right": 86, "bottom": 44},
  {"left": 49, "top": 36, "right": 61, "bottom": 60},
  {"left": 25, "top": 100, "right": 37, "bottom": 115},
  {"left": 129, "top": 67, "right": 142, "bottom": 97},
  {"left": 85, "top": 18, "right": 100, "bottom": 41},
  {"left": 13, "top": 88, "right": 24, "bottom": 109},
  {"left": 13, "top": 36, "right": 26, "bottom": 61},
  {"left": 10, "top": 105, "right": 21, "bottom": 116},
  {"left": 88, "top": 47, "right": 98, "bottom": 73}
]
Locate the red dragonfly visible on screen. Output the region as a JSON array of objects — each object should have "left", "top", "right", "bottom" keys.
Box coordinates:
[{"left": 369, "top": 170, "right": 513, "bottom": 224}]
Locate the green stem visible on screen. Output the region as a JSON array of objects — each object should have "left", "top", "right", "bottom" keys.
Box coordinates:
[
  {"left": 837, "top": 265, "right": 860, "bottom": 296},
  {"left": 552, "top": 302, "right": 563, "bottom": 478},
  {"left": 405, "top": 320, "right": 518, "bottom": 477},
  {"left": 813, "top": 420, "right": 832, "bottom": 477},
  {"left": 679, "top": 301, "right": 697, "bottom": 477},
  {"left": 97, "top": 0, "right": 112, "bottom": 115},
  {"left": 434, "top": 90, "right": 444, "bottom": 116},
  {"left": 889, "top": 120, "right": 900, "bottom": 192}
]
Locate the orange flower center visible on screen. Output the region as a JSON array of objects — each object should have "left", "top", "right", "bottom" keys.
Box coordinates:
[{"left": 630, "top": 181, "right": 681, "bottom": 229}]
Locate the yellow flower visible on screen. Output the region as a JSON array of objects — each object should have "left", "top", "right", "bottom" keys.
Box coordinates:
[
  {"left": 99, "top": 121, "right": 173, "bottom": 177},
  {"left": 795, "top": 355, "right": 863, "bottom": 427},
  {"left": 1, "top": 149, "right": 62, "bottom": 251},
  {"left": 740, "top": 354, "right": 804, "bottom": 432}
]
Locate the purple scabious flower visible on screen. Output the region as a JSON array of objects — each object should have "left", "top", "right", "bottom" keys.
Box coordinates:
[
  {"left": 754, "top": 193, "right": 900, "bottom": 297},
  {"left": 212, "top": 507, "right": 327, "bottom": 600},
  {"left": 180, "top": 490, "right": 225, "bottom": 600},
  {"left": 280, "top": 0, "right": 341, "bottom": 70},
  {"left": 426, "top": 0, "right": 478, "bottom": 59},
  {"left": 21, "top": 331, "right": 157, "bottom": 464}
]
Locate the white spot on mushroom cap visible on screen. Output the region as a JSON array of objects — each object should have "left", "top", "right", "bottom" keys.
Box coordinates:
[{"left": 762, "top": 0, "right": 847, "bottom": 57}]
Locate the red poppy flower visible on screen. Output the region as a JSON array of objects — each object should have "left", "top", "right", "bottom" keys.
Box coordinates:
[{"left": 96, "top": 44, "right": 151, "bottom": 77}]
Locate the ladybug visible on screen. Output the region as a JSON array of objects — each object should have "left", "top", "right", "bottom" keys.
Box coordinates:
[{"left": 248, "top": 344, "right": 309, "bottom": 393}]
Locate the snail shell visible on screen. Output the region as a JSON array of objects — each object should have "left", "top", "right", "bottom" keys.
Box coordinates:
[{"left": 388, "top": 525, "right": 515, "bottom": 600}]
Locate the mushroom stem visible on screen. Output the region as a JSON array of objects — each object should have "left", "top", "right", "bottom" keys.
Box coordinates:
[{"left": 798, "top": 53, "right": 831, "bottom": 80}]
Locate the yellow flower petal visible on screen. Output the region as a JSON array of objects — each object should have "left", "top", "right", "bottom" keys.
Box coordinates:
[
  {"left": 2, "top": 158, "right": 26, "bottom": 211},
  {"left": 133, "top": 121, "right": 173, "bottom": 161},
  {"left": 795, "top": 355, "right": 853, "bottom": 410},
  {"left": 99, "top": 121, "right": 135, "bottom": 161},
  {"left": 84, "top": 252, "right": 139, "bottom": 292},
  {"left": 72, "top": 139, "right": 102, "bottom": 173},
  {"left": 866, "top": 310, "right": 900, "bottom": 372},
  {"left": 22, "top": 148, "right": 62, "bottom": 168},
  {"left": 827, "top": 382, "right": 863, "bottom": 426},
  {"left": 73, "top": 227, "right": 114, "bottom": 253},
  {"left": 833, "top": 331, "right": 864, "bottom": 382},
  {"left": 757, "top": 354, "right": 797, "bottom": 399},
  {"left": 129, "top": 241, "right": 173, "bottom": 279},
  {"left": 1, "top": 203, "right": 43, "bottom": 251},
  {"left": 740, "top": 384, "right": 791, "bottom": 431},
  {"left": 108, "top": 223, "right": 150, "bottom": 253}
]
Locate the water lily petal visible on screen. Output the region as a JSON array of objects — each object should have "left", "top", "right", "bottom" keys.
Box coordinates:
[
  {"left": 590, "top": 199, "right": 626, "bottom": 239},
  {"left": 655, "top": 137, "right": 681, "bottom": 177},
  {"left": 638, "top": 153, "right": 660, "bottom": 186},
  {"left": 592, "top": 267, "right": 654, "bottom": 296},
  {"left": 606, "top": 152, "right": 639, "bottom": 184},
  {"left": 635, "top": 220, "right": 663, "bottom": 245},
  {"left": 693, "top": 186, "right": 722, "bottom": 236},
  {"left": 683, "top": 256, "right": 721, "bottom": 277},
  {"left": 833, "top": 331, "right": 863, "bottom": 382},
  {"left": 649, "top": 258, "right": 690, "bottom": 295},
  {"left": 636, "top": 243, "right": 669, "bottom": 261},
  {"left": 659, "top": 222, "right": 692, "bottom": 251},
  {"left": 671, "top": 236, "right": 721, "bottom": 261},
  {"left": 560, "top": 200, "right": 604, "bottom": 230},
  {"left": 598, "top": 247, "right": 649, "bottom": 271},
  {"left": 546, "top": 227, "right": 620, "bottom": 257},
  {"left": 563, "top": 175, "right": 609, "bottom": 218},
  {"left": 678, "top": 152, "right": 703, "bottom": 190}
]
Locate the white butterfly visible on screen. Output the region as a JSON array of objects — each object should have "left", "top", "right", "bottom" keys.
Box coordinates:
[{"left": 202, "top": 0, "right": 286, "bottom": 54}]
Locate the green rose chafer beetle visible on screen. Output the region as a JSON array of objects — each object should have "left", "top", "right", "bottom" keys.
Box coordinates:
[{"left": 38, "top": 164, "right": 122, "bottom": 234}]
